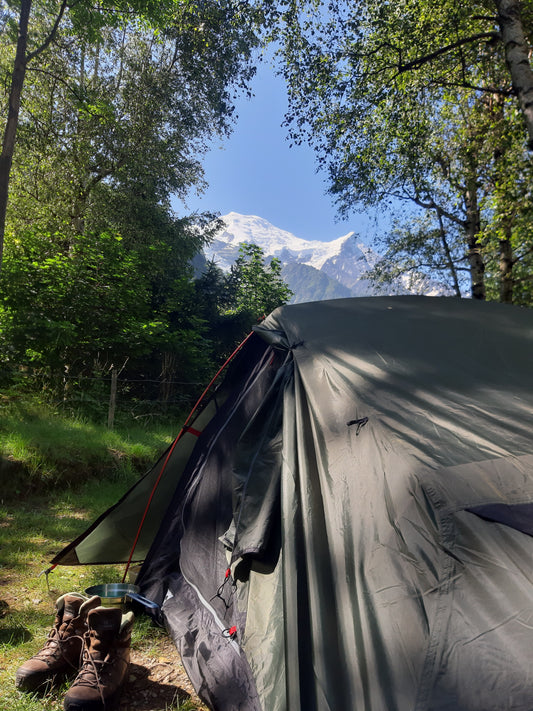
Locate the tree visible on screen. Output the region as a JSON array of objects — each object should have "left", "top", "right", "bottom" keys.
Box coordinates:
[
  {"left": 225, "top": 242, "right": 293, "bottom": 319},
  {"left": 271, "top": 0, "right": 533, "bottom": 301},
  {"left": 495, "top": 0, "right": 533, "bottom": 147},
  {"left": 194, "top": 244, "right": 293, "bottom": 362},
  {"left": 0, "top": 0, "right": 264, "bottom": 414},
  {"left": 0, "top": 0, "right": 66, "bottom": 272},
  {"left": 0, "top": 221, "right": 221, "bottom": 417},
  {"left": 0, "top": 228, "right": 153, "bottom": 374},
  {"left": 367, "top": 211, "right": 467, "bottom": 298},
  {"left": 0, "top": 0, "right": 261, "bottom": 272}
]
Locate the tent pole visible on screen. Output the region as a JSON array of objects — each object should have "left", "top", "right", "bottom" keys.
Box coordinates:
[{"left": 121, "top": 331, "right": 255, "bottom": 583}]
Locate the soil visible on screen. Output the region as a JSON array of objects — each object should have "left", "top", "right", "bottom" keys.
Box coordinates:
[{"left": 120, "top": 636, "right": 207, "bottom": 711}]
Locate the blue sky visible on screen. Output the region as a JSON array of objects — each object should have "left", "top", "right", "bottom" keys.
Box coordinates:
[{"left": 182, "top": 61, "right": 380, "bottom": 244}]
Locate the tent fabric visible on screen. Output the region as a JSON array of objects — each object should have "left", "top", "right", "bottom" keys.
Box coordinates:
[
  {"left": 53, "top": 296, "right": 533, "bottom": 711},
  {"left": 50, "top": 333, "right": 273, "bottom": 567}
]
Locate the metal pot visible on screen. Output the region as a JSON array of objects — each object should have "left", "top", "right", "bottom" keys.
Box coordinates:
[{"left": 84, "top": 583, "right": 159, "bottom": 613}]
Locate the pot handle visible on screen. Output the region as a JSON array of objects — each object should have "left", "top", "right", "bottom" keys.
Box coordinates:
[{"left": 125, "top": 591, "right": 160, "bottom": 612}]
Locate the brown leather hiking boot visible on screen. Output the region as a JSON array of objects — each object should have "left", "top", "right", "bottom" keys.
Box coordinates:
[
  {"left": 16, "top": 594, "right": 101, "bottom": 692},
  {"left": 63, "top": 606, "right": 134, "bottom": 711}
]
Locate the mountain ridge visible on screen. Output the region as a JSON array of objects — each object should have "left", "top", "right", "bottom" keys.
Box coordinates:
[{"left": 204, "top": 212, "right": 447, "bottom": 303}]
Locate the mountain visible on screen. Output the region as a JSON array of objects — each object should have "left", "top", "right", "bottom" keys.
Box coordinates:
[{"left": 203, "top": 212, "right": 448, "bottom": 303}]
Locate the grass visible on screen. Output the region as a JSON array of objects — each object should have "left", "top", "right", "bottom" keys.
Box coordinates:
[
  {"left": 0, "top": 397, "right": 207, "bottom": 710},
  {"left": 0, "top": 396, "right": 176, "bottom": 494},
  {"left": 0, "top": 481, "right": 131, "bottom": 710}
]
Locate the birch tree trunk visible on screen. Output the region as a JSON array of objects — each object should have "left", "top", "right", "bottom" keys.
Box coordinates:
[
  {"left": 499, "top": 228, "right": 514, "bottom": 303},
  {"left": 465, "top": 177, "right": 486, "bottom": 300},
  {"left": 0, "top": 0, "right": 32, "bottom": 275},
  {"left": 495, "top": 0, "right": 533, "bottom": 148}
]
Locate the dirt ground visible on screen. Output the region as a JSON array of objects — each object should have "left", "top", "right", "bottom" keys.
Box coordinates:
[{"left": 120, "top": 636, "right": 207, "bottom": 711}]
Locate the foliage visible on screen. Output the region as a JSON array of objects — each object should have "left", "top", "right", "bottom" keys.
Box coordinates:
[
  {"left": 194, "top": 243, "right": 293, "bottom": 360},
  {"left": 367, "top": 212, "right": 467, "bottom": 297},
  {"left": 225, "top": 242, "right": 293, "bottom": 318},
  {"left": 0, "top": 220, "right": 217, "bottom": 419},
  {"left": 1, "top": 229, "right": 149, "bottom": 367},
  {"left": 271, "top": 0, "right": 533, "bottom": 303},
  {"left": 0, "top": 1, "right": 271, "bottom": 416},
  {"left": 4, "top": 3, "right": 259, "bottom": 238},
  {"left": 0, "top": 0, "right": 262, "bottom": 259}
]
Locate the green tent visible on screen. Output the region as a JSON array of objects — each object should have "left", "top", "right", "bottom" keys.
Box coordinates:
[{"left": 53, "top": 296, "right": 533, "bottom": 711}]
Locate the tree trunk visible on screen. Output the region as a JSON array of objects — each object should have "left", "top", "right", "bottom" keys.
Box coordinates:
[
  {"left": 495, "top": 0, "right": 533, "bottom": 149},
  {"left": 436, "top": 207, "right": 462, "bottom": 297},
  {"left": 499, "top": 227, "right": 514, "bottom": 303},
  {"left": 465, "top": 178, "right": 485, "bottom": 300},
  {"left": 0, "top": 0, "right": 32, "bottom": 274}
]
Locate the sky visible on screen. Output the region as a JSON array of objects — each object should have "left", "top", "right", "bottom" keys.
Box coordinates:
[{"left": 180, "top": 61, "right": 380, "bottom": 244}]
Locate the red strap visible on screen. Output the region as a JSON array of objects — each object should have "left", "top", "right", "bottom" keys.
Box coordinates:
[{"left": 183, "top": 425, "right": 202, "bottom": 437}]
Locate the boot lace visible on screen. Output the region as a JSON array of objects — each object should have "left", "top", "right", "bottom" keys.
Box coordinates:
[
  {"left": 33, "top": 624, "right": 83, "bottom": 670},
  {"left": 72, "top": 633, "right": 114, "bottom": 705}
]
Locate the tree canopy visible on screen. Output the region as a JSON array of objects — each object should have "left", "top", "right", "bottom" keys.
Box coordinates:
[
  {"left": 0, "top": 1, "right": 294, "bottom": 421},
  {"left": 271, "top": 0, "right": 533, "bottom": 302},
  {"left": 1, "top": 0, "right": 532, "bottom": 423}
]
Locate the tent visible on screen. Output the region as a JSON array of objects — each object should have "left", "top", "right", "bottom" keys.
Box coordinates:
[{"left": 52, "top": 296, "right": 533, "bottom": 711}]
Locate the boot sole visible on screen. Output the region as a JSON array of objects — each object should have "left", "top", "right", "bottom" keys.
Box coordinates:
[
  {"left": 63, "top": 687, "right": 122, "bottom": 711},
  {"left": 16, "top": 668, "right": 71, "bottom": 693}
]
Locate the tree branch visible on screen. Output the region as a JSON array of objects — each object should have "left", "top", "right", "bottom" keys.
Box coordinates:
[
  {"left": 512, "top": 243, "right": 533, "bottom": 265},
  {"left": 407, "top": 192, "right": 467, "bottom": 229},
  {"left": 26, "top": 0, "right": 70, "bottom": 62},
  {"left": 436, "top": 79, "right": 513, "bottom": 95},
  {"left": 396, "top": 32, "right": 500, "bottom": 74},
  {"left": 27, "top": 65, "right": 85, "bottom": 103}
]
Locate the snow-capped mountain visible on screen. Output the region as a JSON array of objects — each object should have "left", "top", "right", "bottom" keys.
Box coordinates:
[{"left": 204, "top": 212, "right": 448, "bottom": 303}]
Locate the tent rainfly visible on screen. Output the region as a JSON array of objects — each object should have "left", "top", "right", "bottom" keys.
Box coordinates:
[{"left": 52, "top": 296, "right": 533, "bottom": 711}]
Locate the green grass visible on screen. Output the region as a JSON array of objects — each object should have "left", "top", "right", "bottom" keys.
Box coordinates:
[
  {"left": 0, "top": 396, "right": 176, "bottom": 494},
  {"left": 0, "top": 480, "right": 130, "bottom": 710},
  {"left": 0, "top": 396, "right": 207, "bottom": 710},
  {"left": 0, "top": 482, "right": 206, "bottom": 711}
]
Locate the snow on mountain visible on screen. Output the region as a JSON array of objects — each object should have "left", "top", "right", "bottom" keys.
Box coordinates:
[
  {"left": 204, "top": 212, "right": 449, "bottom": 303},
  {"left": 205, "top": 212, "right": 360, "bottom": 270}
]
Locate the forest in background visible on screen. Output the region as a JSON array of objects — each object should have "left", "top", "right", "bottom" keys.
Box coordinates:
[
  {"left": 0, "top": 0, "right": 292, "bottom": 423},
  {"left": 1, "top": 0, "right": 532, "bottom": 424}
]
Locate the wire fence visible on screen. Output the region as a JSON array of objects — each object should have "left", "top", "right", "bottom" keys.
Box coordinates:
[{"left": 4, "top": 370, "right": 206, "bottom": 428}]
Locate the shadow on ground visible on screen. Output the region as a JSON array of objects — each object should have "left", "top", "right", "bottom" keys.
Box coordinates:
[{"left": 120, "top": 659, "right": 196, "bottom": 710}]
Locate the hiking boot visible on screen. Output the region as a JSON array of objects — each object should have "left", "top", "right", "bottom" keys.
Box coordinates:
[
  {"left": 16, "top": 593, "right": 101, "bottom": 692},
  {"left": 63, "top": 606, "right": 134, "bottom": 711}
]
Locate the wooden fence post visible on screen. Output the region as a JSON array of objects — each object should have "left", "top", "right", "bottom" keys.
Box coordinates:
[{"left": 107, "top": 367, "right": 118, "bottom": 429}]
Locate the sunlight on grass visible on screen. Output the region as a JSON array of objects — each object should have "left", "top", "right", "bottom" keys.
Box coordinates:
[
  {"left": 0, "top": 398, "right": 177, "bottom": 495},
  {"left": 0, "top": 399, "right": 208, "bottom": 711}
]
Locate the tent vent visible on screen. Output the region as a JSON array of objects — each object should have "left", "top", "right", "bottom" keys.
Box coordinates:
[{"left": 347, "top": 416, "right": 369, "bottom": 434}]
